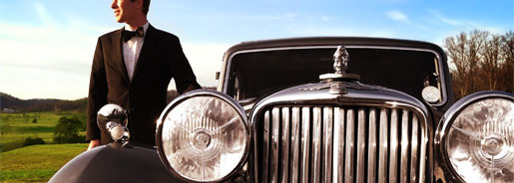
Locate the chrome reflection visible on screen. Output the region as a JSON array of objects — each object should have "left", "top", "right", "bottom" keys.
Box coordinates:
[
  {"left": 157, "top": 92, "right": 249, "bottom": 182},
  {"left": 447, "top": 98, "right": 514, "bottom": 183},
  {"left": 257, "top": 104, "right": 427, "bottom": 183},
  {"left": 97, "top": 104, "right": 129, "bottom": 143}
]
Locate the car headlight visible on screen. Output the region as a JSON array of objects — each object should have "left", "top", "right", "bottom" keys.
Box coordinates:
[
  {"left": 437, "top": 91, "right": 513, "bottom": 183},
  {"left": 156, "top": 90, "right": 250, "bottom": 182}
]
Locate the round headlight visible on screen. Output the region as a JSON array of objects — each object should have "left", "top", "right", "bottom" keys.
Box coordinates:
[
  {"left": 156, "top": 90, "right": 250, "bottom": 182},
  {"left": 438, "top": 92, "right": 513, "bottom": 182}
]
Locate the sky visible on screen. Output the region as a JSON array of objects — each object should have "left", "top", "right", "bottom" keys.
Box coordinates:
[{"left": 0, "top": 0, "right": 513, "bottom": 100}]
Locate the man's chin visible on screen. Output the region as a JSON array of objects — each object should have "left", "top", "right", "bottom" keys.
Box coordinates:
[{"left": 115, "top": 17, "right": 124, "bottom": 23}]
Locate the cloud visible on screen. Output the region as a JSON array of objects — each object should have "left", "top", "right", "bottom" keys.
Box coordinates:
[
  {"left": 386, "top": 10, "right": 409, "bottom": 23},
  {"left": 322, "top": 16, "right": 333, "bottom": 21},
  {"left": 429, "top": 10, "right": 464, "bottom": 26},
  {"left": 34, "top": 2, "right": 58, "bottom": 27},
  {"left": 178, "top": 43, "right": 232, "bottom": 89},
  {"left": 427, "top": 10, "right": 507, "bottom": 36},
  {"left": 0, "top": 18, "right": 231, "bottom": 99}
]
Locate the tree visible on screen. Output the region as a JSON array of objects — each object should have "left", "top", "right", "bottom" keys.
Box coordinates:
[
  {"left": 53, "top": 117, "right": 85, "bottom": 143},
  {"left": 444, "top": 29, "right": 513, "bottom": 99},
  {"left": 500, "top": 31, "right": 514, "bottom": 93},
  {"left": 23, "top": 137, "right": 45, "bottom": 146}
]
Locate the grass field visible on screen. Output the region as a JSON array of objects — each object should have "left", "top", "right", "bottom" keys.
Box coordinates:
[
  {"left": 0, "top": 111, "right": 88, "bottom": 182},
  {"left": 0, "top": 111, "right": 86, "bottom": 152},
  {"left": 0, "top": 143, "right": 88, "bottom": 183}
]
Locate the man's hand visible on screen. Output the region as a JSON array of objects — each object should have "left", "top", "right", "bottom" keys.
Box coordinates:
[{"left": 88, "top": 139, "right": 101, "bottom": 150}]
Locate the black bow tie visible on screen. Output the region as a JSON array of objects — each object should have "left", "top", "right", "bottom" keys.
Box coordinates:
[{"left": 122, "top": 27, "right": 144, "bottom": 42}]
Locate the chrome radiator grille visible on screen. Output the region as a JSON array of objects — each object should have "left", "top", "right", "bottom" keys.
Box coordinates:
[{"left": 255, "top": 105, "right": 427, "bottom": 183}]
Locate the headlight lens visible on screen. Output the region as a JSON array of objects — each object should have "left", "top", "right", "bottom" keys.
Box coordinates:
[
  {"left": 446, "top": 97, "right": 513, "bottom": 183},
  {"left": 156, "top": 91, "right": 249, "bottom": 182}
]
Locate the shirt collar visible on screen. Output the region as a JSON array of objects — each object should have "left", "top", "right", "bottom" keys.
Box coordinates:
[{"left": 124, "top": 22, "right": 150, "bottom": 35}]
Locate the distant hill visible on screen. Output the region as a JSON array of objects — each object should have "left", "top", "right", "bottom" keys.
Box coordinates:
[
  {"left": 1, "top": 87, "right": 216, "bottom": 112},
  {"left": 0, "top": 92, "right": 87, "bottom": 112}
]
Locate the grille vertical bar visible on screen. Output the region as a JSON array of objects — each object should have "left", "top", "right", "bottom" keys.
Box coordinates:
[
  {"left": 271, "top": 108, "right": 280, "bottom": 183},
  {"left": 389, "top": 109, "right": 399, "bottom": 183},
  {"left": 312, "top": 107, "right": 322, "bottom": 183},
  {"left": 400, "top": 110, "right": 410, "bottom": 183},
  {"left": 410, "top": 116, "right": 420, "bottom": 183},
  {"left": 290, "top": 107, "right": 301, "bottom": 183},
  {"left": 258, "top": 106, "right": 426, "bottom": 183},
  {"left": 322, "top": 107, "right": 334, "bottom": 183},
  {"left": 378, "top": 109, "right": 389, "bottom": 183},
  {"left": 300, "top": 107, "right": 310, "bottom": 183},
  {"left": 332, "top": 107, "right": 345, "bottom": 183},
  {"left": 281, "top": 107, "right": 291, "bottom": 183},
  {"left": 344, "top": 109, "right": 356, "bottom": 183},
  {"left": 356, "top": 109, "right": 367, "bottom": 182},
  {"left": 262, "top": 110, "right": 270, "bottom": 183},
  {"left": 367, "top": 109, "right": 378, "bottom": 183}
]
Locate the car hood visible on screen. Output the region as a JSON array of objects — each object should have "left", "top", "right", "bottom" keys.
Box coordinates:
[{"left": 250, "top": 80, "right": 430, "bottom": 116}]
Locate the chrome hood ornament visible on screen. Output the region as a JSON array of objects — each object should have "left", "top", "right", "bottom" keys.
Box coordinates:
[
  {"left": 319, "top": 45, "right": 360, "bottom": 95},
  {"left": 319, "top": 45, "right": 360, "bottom": 81}
]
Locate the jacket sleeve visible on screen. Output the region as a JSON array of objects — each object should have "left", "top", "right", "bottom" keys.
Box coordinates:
[
  {"left": 86, "top": 38, "right": 108, "bottom": 141},
  {"left": 169, "top": 37, "right": 201, "bottom": 94}
]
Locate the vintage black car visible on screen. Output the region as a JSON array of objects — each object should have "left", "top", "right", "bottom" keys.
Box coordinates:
[{"left": 50, "top": 37, "right": 513, "bottom": 183}]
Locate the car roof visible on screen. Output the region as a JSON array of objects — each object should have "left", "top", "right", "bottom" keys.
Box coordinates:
[{"left": 223, "top": 37, "right": 446, "bottom": 60}]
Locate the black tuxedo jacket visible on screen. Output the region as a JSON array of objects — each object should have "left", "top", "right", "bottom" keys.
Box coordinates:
[{"left": 86, "top": 25, "right": 200, "bottom": 145}]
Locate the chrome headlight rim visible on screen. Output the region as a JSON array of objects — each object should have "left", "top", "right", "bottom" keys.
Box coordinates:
[
  {"left": 155, "top": 89, "right": 251, "bottom": 183},
  {"left": 435, "top": 91, "right": 514, "bottom": 183}
]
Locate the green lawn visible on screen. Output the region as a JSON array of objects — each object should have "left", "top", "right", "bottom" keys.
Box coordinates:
[
  {"left": 0, "top": 143, "right": 88, "bottom": 183},
  {"left": 0, "top": 111, "right": 86, "bottom": 152},
  {"left": 0, "top": 111, "right": 88, "bottom": 182}
]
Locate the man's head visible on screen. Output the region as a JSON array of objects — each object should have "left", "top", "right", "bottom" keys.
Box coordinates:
[{"left": 111, "top": 0, "right": 150, "bottom": 24}]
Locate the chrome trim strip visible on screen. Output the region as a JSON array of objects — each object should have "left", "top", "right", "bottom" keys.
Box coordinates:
[
  {"left": 367, "top": 109, "right": 378, "bottom": 183},
  {"left": 378, "top": 108, "right": 389, "bottom": 183},
  {"left": 332, "top": 107, "right": 345, "bottom": 183},
  {"left": 344, "top": 109, "right": 355, "bottom": 183},
  {"left": 311, "top": 107, "right": 322, "bottom": 183},
  {"left": 389, "top": 109, "right": 399, "bottom": 183},
  {"left": 411, "top": 116, "right": 419, "bottom": 183},
  {"left": 223, "top": 44, "right": 448, "bottom": 106},
  {"left": 271, "top": 108, "right": 280, "bottom": 183},
  {"left": 322, "top": 107, "right": 333, "bottom": 183},
  {"left": 300, "top": 107, "right": 311, "bottom": 183},
  {"left": 356, "top": 109, "right": 367, "bottom": 182},
  {"left": 290, "top": 107, "right": 301, "bottom": 183},
  {"left": 281, "top": 107, "right": 290, "bottom": 183},
  {"left": 262, "top": 110, "right": 270, "bottom": 183},
  {"left": 400, "top": 110, "right": 409, "bottom": 183}
]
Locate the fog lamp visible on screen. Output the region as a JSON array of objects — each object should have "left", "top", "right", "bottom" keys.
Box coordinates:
[
  {"left": 156, "top": 90, "right": 249, "bottom": 182},
  {"left": 440, "top": 92, "right": 513, "bottom": 183}
]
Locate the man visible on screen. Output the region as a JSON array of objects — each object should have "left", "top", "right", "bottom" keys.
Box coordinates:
[{"left": 87, "top": 0, "right": 201, "bottom": 150}]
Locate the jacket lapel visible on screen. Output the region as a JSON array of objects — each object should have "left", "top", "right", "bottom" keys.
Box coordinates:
[
  {"left": 131, "top": 24, "right": 156, "bottom": 83},
  {"left": 113, "top": 28, "right": 131, "bottom": 84}
]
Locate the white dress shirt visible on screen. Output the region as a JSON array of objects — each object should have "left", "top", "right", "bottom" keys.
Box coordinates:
[{"left": 123, "top": 22, "right": 149, "bottom": 81}]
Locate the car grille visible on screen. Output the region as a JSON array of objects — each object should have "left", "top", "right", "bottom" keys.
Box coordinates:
[{"left": 254, "top": 105, "right": 428, "bottom": 183}]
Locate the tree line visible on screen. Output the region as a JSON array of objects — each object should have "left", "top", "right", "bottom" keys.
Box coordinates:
[{"left": 444, "top": 30, "right": 513, "bottom": 99}]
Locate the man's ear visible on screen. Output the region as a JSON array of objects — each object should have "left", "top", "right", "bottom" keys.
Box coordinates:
[{"left": 135, "top": 0, "right": 143, "bottom": 9}]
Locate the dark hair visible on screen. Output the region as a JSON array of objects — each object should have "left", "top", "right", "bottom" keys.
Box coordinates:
[
  {"left": 142, "top": 0, "right": 150, "bottom": 15},
  {"left": 131, "top": 0, "right": 150, "bottom": 15}
]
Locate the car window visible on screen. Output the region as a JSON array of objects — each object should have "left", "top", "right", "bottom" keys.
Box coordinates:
[{"left": 226, "top": 48, "right": 441, "bottom": 102}]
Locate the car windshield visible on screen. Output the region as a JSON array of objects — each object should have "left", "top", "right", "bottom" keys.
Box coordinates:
[{"left": 226, "top": 47, "right": 441, "bottom": 102}]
